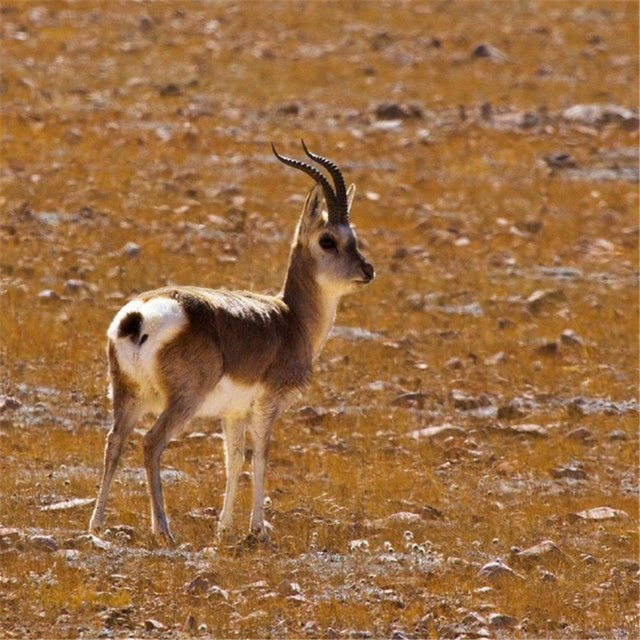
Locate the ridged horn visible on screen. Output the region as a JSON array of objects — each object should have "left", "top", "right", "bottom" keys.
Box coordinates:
[
  {"left": 301, "top": 139, "right": 348, "bottom": 222},
  {"left": 271, "top": 143, "right": 342, "bottom": 224}
]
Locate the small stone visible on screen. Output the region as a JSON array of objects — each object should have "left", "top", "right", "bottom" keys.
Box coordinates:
[
  {"left": 409, "top": 423, "right": 464, "bottom": 439},
  {"left": 0, "top": 528, "right": 21, "bottom": 546},
  {"left": 526, "top": 289, "right": 567, "bottom": 313},
  {"left": 40, "top": 497, "right": 95, "bottom": 511},
  {"left": 207, "top": 585, "right": 229, "bottom": 601},
  {"left": 512, "top": 540, "right": 566, "bottom": 565},
  {"left": 0, "top": 396, "right": 22, "bottom": 413},
  {"left": 488, "top": 613, "right": 518, "bottom": 629},
  {"left": 471, "top": 43, "right": 509, "bottom": 62},
  {"left": 535, "top": 340, "right": 559, "bottom": 356},
  {"left": 184, "top": 614, "right": 197, "bottom": 632},
  {"left": 551, "top": 464, "right": 587, "bottom": 480},
  {"left": 37, "top": 289, "right": 59, "bottom": 301},
  {"left": 75, "top": 534, "right": 111, "bottom": 551},
  {"left": 444, "top": 357, "right": 463, "bottom": 370},
  {"left": 277, "top": 579, "right": 302, "bottom": 596},
  {"left": 608, "top": 429, "right": 628, "bottom": 441},
  {"left": 541, "top": 570, "right": 557, "bottom": 582},
  {"left": 477, "top": 559, "right": 523, "bottom": 581},
  {"left": 484, "top": 352, "right": 506, "bottom": 366},
  {"left": 29, "top": 534, "right": 59, "bottom": 552},
  {"left": 566, "top": 427, "right": 592, "bottom": 441},
  {"left": 451, "top": 390, "right": 479, "bottom": 410},
  {"left": 121, "top": 241, "right": 140, "bottom": 257},
  {"left": 144, "top": 619, "right": 166, "bottom": 631},
  {"left": 571, "top": 506, "right": 629, "bottom": 521},
  {"left": 561, "top": 329, "right": 585, "bottom": 346},
  {"left": 506, "top": 423, "right": 548, "bottom": 438}
]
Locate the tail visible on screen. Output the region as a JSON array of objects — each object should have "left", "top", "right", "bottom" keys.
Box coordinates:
[{"left": 117, "top": 311, "right": 148, "bottom": 346}]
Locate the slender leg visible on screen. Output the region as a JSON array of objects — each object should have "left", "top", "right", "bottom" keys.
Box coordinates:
[
  {"left": 248, "top": 404, "right": 280, "bottom": 539},
  {"left": 142, "top": 401, "right": 196, "bottom": 546},
  {"left": 217, "top": 417, "right": 247, "bottom": 536},
  {"left": 89, "top": 394, "right": 142, "bottom": 532}
]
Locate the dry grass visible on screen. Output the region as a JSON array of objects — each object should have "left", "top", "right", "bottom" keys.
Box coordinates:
[{"left": 0, "top": 1, "right": 638, "bottom": 638}]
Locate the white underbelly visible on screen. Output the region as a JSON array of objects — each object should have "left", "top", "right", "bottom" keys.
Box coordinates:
[{"left": 197, "top": 376, "right": 263, "bottom": 419}]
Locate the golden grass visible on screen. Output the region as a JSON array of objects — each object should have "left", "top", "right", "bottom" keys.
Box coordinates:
[{"left": 0, "top": 0, "right": 638, "bottom": 638}]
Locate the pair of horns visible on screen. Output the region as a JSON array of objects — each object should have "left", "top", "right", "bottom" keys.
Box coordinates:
[{"left": 272, "top": 140, "right": 349, "bottom": 225}]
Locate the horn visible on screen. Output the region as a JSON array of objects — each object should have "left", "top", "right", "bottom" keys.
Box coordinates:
[
  {"left": 271, "top": 143, "right": 341, "bottom": 224},
  {"left": 301, "top": 139, "right": 348, "bottom": 222}
]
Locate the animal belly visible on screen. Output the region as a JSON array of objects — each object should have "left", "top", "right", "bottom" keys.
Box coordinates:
[{"left": 197, "top": 377, "right": 263, "bottom": 419}]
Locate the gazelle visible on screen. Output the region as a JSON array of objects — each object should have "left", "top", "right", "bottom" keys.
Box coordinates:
[{"left": 88, "top": 142, "right": 375, "bottom": 545}]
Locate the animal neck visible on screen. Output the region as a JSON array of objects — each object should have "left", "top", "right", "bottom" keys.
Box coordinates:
[{"left": 280, "top": 244, "right": 341, "bottom": 359}]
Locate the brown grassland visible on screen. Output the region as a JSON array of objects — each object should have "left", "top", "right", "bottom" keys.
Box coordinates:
[{"left": 0, "top": 1, "right": 638, "bottom": 638}]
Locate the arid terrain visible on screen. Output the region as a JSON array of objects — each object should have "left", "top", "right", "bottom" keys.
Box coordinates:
[{"left": 0, "top": 1, "right": 638, "bottom": 639}]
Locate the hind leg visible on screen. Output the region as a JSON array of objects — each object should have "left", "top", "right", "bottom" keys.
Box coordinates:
[
  {"left": 142, "top": 400, "right": 197, "bottom": 546},
  {"left": 89, "top": 391, "right": 142, "bottom": 532}
]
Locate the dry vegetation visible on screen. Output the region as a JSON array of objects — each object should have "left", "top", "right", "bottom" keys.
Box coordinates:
[{"left": 0, "top": 1, "right": 638, "bottom": 639}]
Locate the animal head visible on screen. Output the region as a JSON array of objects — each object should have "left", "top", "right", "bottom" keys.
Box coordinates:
[{"left": 273, "top": 141, "right": 375, "bottom": 294}]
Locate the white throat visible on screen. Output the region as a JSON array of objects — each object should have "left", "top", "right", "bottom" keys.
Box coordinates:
[{"left": 312, "top": 276, "right": 345, "bottom": 358}]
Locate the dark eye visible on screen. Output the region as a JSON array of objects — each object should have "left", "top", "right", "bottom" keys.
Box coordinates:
[{"left": 319, "top": 235, "right": 337, "bottom": 251}]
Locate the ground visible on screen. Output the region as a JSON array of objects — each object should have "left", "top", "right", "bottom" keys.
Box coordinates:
[{"left": 0, "top": 1, "right": 638, "bottom": 639}]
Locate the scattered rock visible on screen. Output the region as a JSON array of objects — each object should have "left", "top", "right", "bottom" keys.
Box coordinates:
[
  {"left": 496, "top": 403, "right": 526, "bottom": 420},
  {"left": 488, "top": 613, "right": 518, "bottom": 629},
  {"left": 444, "top": 357, "right": 463, "bottom": 370},
  {"left": 40, "top": 497, "right": 95, "bottom": 511},
  {"left": 570, "top": 506, "right": 630, "bottom": 522},
  {"left": 187, "top": 507, "right": 218, "bottom": 520},
  {"left": 75, "top": 534, "right": 111, "bottom": 551},
  {"left": 367, "top": 511, "right": 424, "bottom": 530},
  {"left": 608, "top": 429, "right": 628, "bottom": 441},
  {"left": 511, "top": 540, "right": 567, "bottom": 566},
  {"left": 551, "top": 462, "right": 587, "bottom": 480},
  {"left": 207, "top": 585, "right": 230, "bottom": 601},
  {"left": 409, "top": 423, "right": 465, "bottom": 439},
  {"left": 534, "top": 340, "right": 560, "bottom": 356},
  {"left": 566, "top": 427, "right": 593, "bottom": 441},
  {"left": 451, "top": 390, "right": 481, "bottom": 410},
  {"left": 471, "top": 43, "right": 509, "bottom": 62},
  {"left": 185, "top": 572, "right": 219, "bottom": 596},
  {"left": 28, "top": 534, "right": 58, "bottom": 552},
  {"left": 505, "top": 423, "right": 548, "bottom": 438},
  {"left": 484, "top": 351, "right": 506, "bottom": 366},
  {"left": 391, "top": 392, "right": 428, "bottom": 409},
  {"left": 159, "top": 83, "right": 181, "bottom": 97},
  {"left": 543, "top": 153, "right": 577, "bottom": 170},
  {"left": 277, "top": 579, "right": 302, "bottom": 596},
  {"left": 37, "top": 289, "right": 59, "bottom": 302},
  {"left": 562, "top": 104, "right": 639, "bottom": 129},
  {"left": 144, "top": 619, "right": 166, "bottom": 631},
  {"left": 477, "top": 559, "right": 524, "bottom": 581},
  {"left": 121, "top": 241, "right": 140, "bottom": 257},
  {"left": 0, "top": 396, "right": 22, "bottom": 413},
  {"left": 561, "top": 329, "right": 586, "bottom": 346},
  {"left": 526, "top": 289, "right": 568, "bottom": 313},
  {"left": 373, "top": 102, "right": 424, "bottom": 120},
  {"left": 0, "top": 527, "right": 21, "bottom": 546}
]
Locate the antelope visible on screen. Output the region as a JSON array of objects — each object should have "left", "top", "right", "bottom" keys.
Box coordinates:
[{"left": 88, "top": 142, "right": 375, "bottom": 545}]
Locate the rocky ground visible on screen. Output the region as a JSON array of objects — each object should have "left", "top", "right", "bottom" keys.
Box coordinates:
[{"left": 0, "top": 1, "right": 638, "bottom": 638}]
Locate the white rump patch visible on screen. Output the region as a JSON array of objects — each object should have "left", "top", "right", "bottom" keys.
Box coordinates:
[
  {"left": 108, "top": 297, "right": 187, "bottom": 398},
  {"left": 197, "top": 377, "right": 263, "bottom": 419}
]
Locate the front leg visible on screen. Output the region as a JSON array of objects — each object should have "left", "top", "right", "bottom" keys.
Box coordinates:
[
  {"left": 217, "top": 417, "right": 247, "bottom": 537},
  {"left": 248, "top": 403, "right": 280, "bottom": 539}
]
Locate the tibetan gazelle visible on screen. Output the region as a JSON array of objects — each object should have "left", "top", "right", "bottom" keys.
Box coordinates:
[{"left": 89, "top": 142, "right": 375, "bottom": 545}]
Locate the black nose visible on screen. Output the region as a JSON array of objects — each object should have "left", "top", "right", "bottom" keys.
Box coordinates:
[{"left": 361, "top": 261, "right": 375, "bottom": 282}]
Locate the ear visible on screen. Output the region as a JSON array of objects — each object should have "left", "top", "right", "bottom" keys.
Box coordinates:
[
  {"left": 300, "top": 184, "right": 326, "bottom": 233},
  {"left": 346, "top": 183, "right": 356, "bottom": 213}
]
